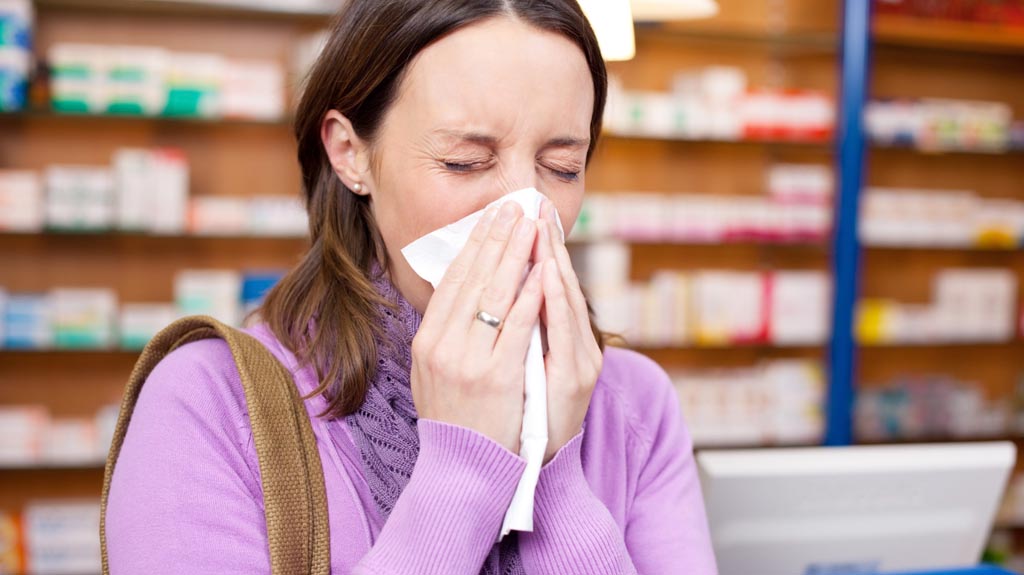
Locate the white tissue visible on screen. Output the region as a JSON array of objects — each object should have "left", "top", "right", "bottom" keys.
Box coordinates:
[{"left": 400, "top": 187, "right": 564, "bottom": 541}]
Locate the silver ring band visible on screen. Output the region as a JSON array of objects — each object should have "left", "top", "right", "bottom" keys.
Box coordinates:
[{"left": 475, "top": 309, "right": 504, "bottom": 331}]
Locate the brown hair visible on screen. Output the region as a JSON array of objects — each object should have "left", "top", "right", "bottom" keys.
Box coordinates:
[{"left": 260, "top": 0, "right": 609, "bottom": 419}]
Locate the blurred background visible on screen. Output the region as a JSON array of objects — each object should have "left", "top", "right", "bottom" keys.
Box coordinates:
[{"left": 2, "top": 0, "right": 1024, "bottom": 573}]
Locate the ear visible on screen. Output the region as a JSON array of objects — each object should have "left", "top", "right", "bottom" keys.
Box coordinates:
[{"left": 321, "top": 110, "right": 374, "bottom": 196}]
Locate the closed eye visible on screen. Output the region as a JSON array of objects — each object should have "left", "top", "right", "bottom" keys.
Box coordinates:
[
  {"left": 546, "top": 166, "right": 581, "bottom": 182},
  {"left": 444, "top": 161, "right": 480, "bottom": 173}
]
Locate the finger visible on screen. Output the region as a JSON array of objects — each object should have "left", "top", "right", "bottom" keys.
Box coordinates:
[
  {"left": 540, "top": 257, "right": 576, "bottom": 364},
  {"left": 451, "top": 202, "right": 524, "bottom": 324},
  {"left": 541, "top": 201, "right": 592, "bottom": 340},
  {"left": 494, "top": 260, "right": 545, "bottom": 360},
  {"left": 422, "top": 206, "right": 498, "bottom": 332},
  {"left": 469, "top": 215, "right": 538, "bottom": 353},
  {"left": 534, "top": 211, "right": 555, "bottom": 264}
]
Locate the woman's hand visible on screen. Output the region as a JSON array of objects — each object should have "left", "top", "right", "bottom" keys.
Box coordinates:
[
  {"left": 411, "top": 201, "right": 546, "bottom": 454},
  {"left": 535, "top": 199, "right": 604, "bottom": 463}
]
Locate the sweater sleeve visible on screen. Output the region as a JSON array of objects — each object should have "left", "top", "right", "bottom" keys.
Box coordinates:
[
  {"left": 105, "top": 340, "right": 271, "bottom": 574},
  {"left": 624, "top": 369, "right": 718, "bottom": 575},
  {"left": 353, "top": 419, "right": 528, "bottom": 575},
  {"left": 518, "top": 429, "right": 638, "bottom": 575}
]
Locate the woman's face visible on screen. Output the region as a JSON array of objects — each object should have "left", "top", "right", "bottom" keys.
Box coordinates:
[{"left": 328, "top": 17, "right": 595, "bottom": 314}]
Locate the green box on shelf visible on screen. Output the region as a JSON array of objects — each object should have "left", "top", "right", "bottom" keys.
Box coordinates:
[
  {"left": 119, "top": 332, "right": 150, "bottom": 351},
  {"left": 163, "top": 87, "right": 216, "bottom": 118},
  {"left": 54, "top": 329, "right": 112, "bottom": 350}
]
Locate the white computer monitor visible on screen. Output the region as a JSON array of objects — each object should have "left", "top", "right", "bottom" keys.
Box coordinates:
[{"left": 697, "top": 442, "right": 1016, "bottom": 575}]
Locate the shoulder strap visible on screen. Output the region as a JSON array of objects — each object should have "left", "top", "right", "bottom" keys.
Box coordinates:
[{"left": 99, "top": 315, "right": 331, "bottom": 575}]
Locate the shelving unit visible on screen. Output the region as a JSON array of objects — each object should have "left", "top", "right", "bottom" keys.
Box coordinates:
[
  {"left": 853, "top": 4, "right": 1024, "bottom": 437},
  {"left": 0, "top": 3, "right": 317, "bottom": 526}
]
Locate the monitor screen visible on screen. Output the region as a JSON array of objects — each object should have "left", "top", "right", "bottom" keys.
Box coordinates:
[{"left": 697, "top": 442, "right": 1016, "bottom": 575}]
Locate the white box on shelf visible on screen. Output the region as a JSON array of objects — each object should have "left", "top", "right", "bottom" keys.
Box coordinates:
[
  {"left": 691, "top": 271, "right": 765, "bottom": 345},
  {"left": 113, "top": 148, "right": 154, "bottom": 231},
  {"left": 50, "top": 288, "right": 117, "bottom": 350},
  {"left": 223, "top": 59, "right": 285, "bottom": 120},
  {"left": 41, "top": 418, "right": 99, "bottom": 466},
  {"left": 150, "top": 149, "right": 190, "bottom": 234},
  {"left": 163, "top": 52, "right": 225, "bottom": 118},
  {"left": 44, "top": 166, "right": 115, "bottom": 231},
  {"left": 95, "top": 405, "right": 119, "bottom": 458},
  {"left": 646, "top": 271, "right": 688, "bottom": 347},
  {"left": 175, "top": 269, "right": 242, "bottom": 326},
  {"left": 570, "top": 240, "right": 631, "bottom": 293},
  {"left": 4, "top": 293, "right": 52, "bottom": 349},
  {"left": 763, "top": 360, "right": 825, "bottom": 444},
  {"left": 248, "top": 196, "right": 308, "bottom": 237},
  {"left": 48, "top": 43, "right": 108, "bottom": 114},
  {"left": 0, "top": 406, "right": 49, "bottom": 466},
  {"left": 0, "top": 169, "right": 41, "bottom": 231},
  {"left": 23, "top": 500, "right": 101, "bottom": 575},
  {"left": 934, "top": 269, "right": 1017, "bottom": 342},
  {"left": 105, "top": 45, "right": 167, "bottom": 116},
  {"left": 189, "top": 196, "right": 249, "bottom": 236},
  {"left": 770, "top": 271, "right": 831, "bottom": 345},
  {"left": 118, "top": 303, "right": 177, "bottom": 350}
]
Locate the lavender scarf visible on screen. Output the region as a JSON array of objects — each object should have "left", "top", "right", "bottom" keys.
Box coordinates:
[{"left": 345, "top": 269, "right": 525, "bottom": 575}]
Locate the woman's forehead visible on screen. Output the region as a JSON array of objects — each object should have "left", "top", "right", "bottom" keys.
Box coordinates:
[{"left": 392, "top": 17, "right": 594, "bottom": 140}]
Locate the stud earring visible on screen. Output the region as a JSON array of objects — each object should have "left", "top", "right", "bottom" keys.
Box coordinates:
[{"left": 353, "top": 183, "right": 363, "bottom": 192}]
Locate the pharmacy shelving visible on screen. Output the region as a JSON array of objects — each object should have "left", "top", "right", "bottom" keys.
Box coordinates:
[
  {"left": 0, "top": 4, "right": 315, "bottom": 541},
  {"left": 835, "top": 13, "right": 1024, "bottom": 512},
  {"left": 873, "top": 13, "right": 1024, "bottom": 55}
]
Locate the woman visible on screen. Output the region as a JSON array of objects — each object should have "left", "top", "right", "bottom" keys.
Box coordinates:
[{"left": 105, "top": 1, "right": 717, "bottom": 573}]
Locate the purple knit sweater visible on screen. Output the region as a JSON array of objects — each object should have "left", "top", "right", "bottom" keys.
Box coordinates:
[{"left": 105, "top": 315, "right": 718, "bottom": 573}]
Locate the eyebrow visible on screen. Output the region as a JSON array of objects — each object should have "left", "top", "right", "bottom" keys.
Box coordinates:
[{"left": 431, "top": 129, "right": 590, "bottom": 149}]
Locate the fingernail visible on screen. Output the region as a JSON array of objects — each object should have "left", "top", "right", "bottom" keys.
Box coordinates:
[
  {"left": 514, "top": 217, "right": 533, "bottom": 240},
  {"left": 498, "top": 201, "right": 518, "bottom": 223},
  {"left": 481, "top": 206, "right": 498, "bottom": 224}
]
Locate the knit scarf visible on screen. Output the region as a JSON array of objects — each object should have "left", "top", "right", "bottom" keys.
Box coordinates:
[{"left": 345, "top": 267, "right": 525, "bottom": 575}]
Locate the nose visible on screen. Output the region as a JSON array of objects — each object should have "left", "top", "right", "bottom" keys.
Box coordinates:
[{"left": 490, "top": 154, "right": 541, "bottom": 201}]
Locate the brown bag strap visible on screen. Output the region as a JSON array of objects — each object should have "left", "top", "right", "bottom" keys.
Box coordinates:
[{"left": 100, "top": 315, "right": 331, "bottom": 575}]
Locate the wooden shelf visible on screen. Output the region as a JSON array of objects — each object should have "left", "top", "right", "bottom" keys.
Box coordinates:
[
  {"left": 863, "top": 244, "right": 1023, "bottom": 253},
  {"left": 0, "top": 349, "right": 142, "bottom": 356},
  {"left": 857, "top": 435, "right": 1024, "bottom": 446},
  {"left": 571, "top": 237, "right": 828, "bottom": 248},
  {"left": 0, "top": 231, "right": 308, "bottom": 241},
  {"left": 0, "top": 461, "right": 105, "bottom": 471},
  {"left": 636, "top": 22, "right": 838, "bottom": 53},
  {"left": 33, "top": 0, "right": 334, "bottom": 21},
  {"left": 859, "top": 340, "right": 1024, "bottom": 349},
  {"left": 635, "top": 343, "right": 823, "bottom": 352},
  {"left": 603, "top": 131, "right": 833, "bottom": 149},
  {"left": 693, "top": 440, "right": 824, "bottom": 451},
  {"left": 0, "top": 110, "right": 291, "bottom": 129},
  {"left": 871, "top": 140, "right": 1024, "bottom": 156},
  {"left": 874, "top": 15, "right": 1024, "bottom": 55}
]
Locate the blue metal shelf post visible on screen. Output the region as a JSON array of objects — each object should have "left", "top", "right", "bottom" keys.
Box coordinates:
[{"left": 826, "top": 0, "right": 873, "bottom": 446}]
